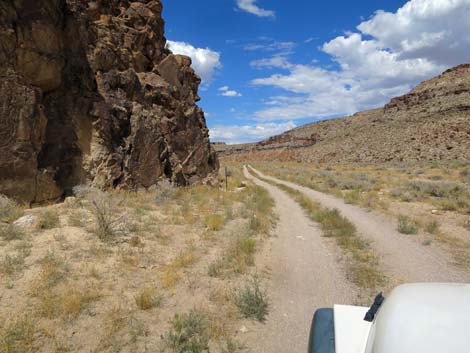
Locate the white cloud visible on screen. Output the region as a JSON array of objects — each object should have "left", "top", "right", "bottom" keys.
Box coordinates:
[
  {"left": 251, "top": 54, "right": 293, "bottom": 69},
  {"left": 243, "top": 40, "right": 295, "bottom": 52},
  {"left": 166, "top": 40, "right": 222, "bottom": 83},
  {"left": 210, "top": 121, "right": 296, "bottom": 144},
  {"left": 236, "top": 0, "right": 275, "bottom": 18},
  {"left": 219, "top": 86, "right": 242, "bottom": 97},
  {"left": 250, "top": 0, "right": 470, "bottom": 121}
]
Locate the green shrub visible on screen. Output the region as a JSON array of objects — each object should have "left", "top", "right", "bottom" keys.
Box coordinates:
[
  {"left": 397, "top": 215, "right": 419, "bottom": 234},
  {"left": 164, "top": 310, "right": 210, "bottom": 353},
  {"left": 233, "top": 275, "right": 268, "bottom": 322}
]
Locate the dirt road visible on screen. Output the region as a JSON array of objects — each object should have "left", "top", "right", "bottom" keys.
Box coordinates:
[
  {"left": 248, "top": 166, "right": 470, "bottom": 287},
  {"left": 242, "top": 166, "right": 357, "bottom": 353}
]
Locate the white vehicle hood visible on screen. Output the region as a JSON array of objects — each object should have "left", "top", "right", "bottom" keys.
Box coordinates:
[{"left": 334, "top": 305, "right": 372, "bottom": 353}]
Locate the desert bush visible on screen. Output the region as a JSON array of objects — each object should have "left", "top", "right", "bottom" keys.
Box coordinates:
[
  {"left": 0, "top": 316, "right": 36, "bottom": 353},
  {"left": 88, "top": 191, "right": 123, "bottom": 241},
  {"left": 233, "top": 275, "right": 268, "bottom": 322},
  {"left": 155, "top": 179, "right": 177, "bottom": 204},
  {"left": 134, "top": 287, "right": 162, "bottom": 310},
  {"left": 0, "top": 195, "right": 23, "bottom": 224},
  {"left": 397, "top": 215, "right": 419, "bottom": 234},
  {"left": 0, "top": 224, "right": 24, "bottom": 241},
  {"left": 164, "top": 310, "right": 210, "bottom": 353},
  {"left": 0, "top": 253, "right": 26, "bottom": 276},
  {"left": 36, "top": 209, "right": 60, "bottom": 230},
  {"left": 408, "top": 180, "right": 463, "bottom": 198}
]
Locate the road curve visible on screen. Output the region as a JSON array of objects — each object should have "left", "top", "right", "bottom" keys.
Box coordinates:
[
  {"left": 242, "top": 166, "right": 357, "bottom": 353},
  {"left": 248, "top": 166, "right": 470, "bottom": 288}
]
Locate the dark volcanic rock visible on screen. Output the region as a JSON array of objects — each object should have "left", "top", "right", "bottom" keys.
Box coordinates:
[{"left": 0, "top": 0, "right": 218, "bottom": 204}]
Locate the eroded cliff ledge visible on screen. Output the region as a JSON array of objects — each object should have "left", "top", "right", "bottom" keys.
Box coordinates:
[{"left": 0, "top": 0, "right": 218, "bottom": 204}]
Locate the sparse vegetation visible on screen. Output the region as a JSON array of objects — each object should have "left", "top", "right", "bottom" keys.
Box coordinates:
[
  {"left": 37, "top": 209, "right": 60, "bottom": 230},
  {"left": 425, "top": 219, "right": 440, "bottom": 234},
  {"left": 0, "top": 223, "right": 24, "bottom": 241},
  {"left": 164, "top": 310, "right": 210, "bottom": 353},
  {"left": 0, "top": 252, "right": 27, "bottom": 277},
  {"left": 233, "top": 275, "right": 268, "bottom": 322},
  {"left": 135, "top": 287, "right": 162, "bottom": 310},
  {"left": 0, "top": 164, "right": 275, "bottom": 353},
  {"left": 89, "top": 191, "right": 124, "bottom": 241},
  {"left": 204, "top": 214, "right": 224, "bottom": 231},
  {"left": 0, "top": 315, "right": 36, "bottom": 353},
  {"left": 0, "top": 195, "right": 23, "bottom": 224},
  {"left": 397, "top": 215, "right": 419, "bottom": 235}
]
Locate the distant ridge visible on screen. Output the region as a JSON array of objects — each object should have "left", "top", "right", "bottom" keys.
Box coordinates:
[{"left": 216, "top": 64, "right": 470, "bottom": 164}]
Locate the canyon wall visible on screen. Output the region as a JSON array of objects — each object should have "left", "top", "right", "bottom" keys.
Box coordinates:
[{"left": 0, "top": 0, "right": 218, "bottom": 204}]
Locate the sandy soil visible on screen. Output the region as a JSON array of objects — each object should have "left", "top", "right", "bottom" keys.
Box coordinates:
[
  {"left": 249, "top": 166, "right": 470, "bottom": 290},
  {"left": 242, "top": 166, "right": 357, "bottom": 353}
]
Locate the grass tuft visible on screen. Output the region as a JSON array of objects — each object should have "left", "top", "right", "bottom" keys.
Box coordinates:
[{"left": 135, "top": 287, "right": 162, "bottom": 310}]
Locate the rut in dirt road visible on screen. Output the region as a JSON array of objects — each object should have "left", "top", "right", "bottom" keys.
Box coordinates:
[
  {"left": 248, "top": 166, "right": 470, "bottom": 288},
  {"left": 242, "top": 166, "right": 357, "bottom": 353}
]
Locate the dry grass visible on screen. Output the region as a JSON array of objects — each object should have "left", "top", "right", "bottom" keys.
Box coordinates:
[
  {"left": 0, "top": 164, "right": 275, "bottom": 353},
  {"left": 134, "top": 287, "right": 162, "bottom": 310}
]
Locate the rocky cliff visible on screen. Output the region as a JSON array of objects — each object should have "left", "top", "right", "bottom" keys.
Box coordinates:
[
  {"left": 0, "top": 0, "right": 218, "bottom": 204},
  {"left": 219, "top": 64, "right": 470, "bottom": 164}
]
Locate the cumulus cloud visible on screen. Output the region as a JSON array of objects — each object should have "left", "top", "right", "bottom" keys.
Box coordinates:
[
  {"left": 219, "top": 86, "right": 242, "bottom": 97},
  {"left": 210, "top": 121, "right": 296, "bottom": 144},
  {"left": 250, "top": 0, "right": 470, "bottom": 121},
  {"left": 167, "top": 40, "right": 222, "bottom": 84},
  {"left": 236, "top": 0, "right": 275, "bottom": 18}
]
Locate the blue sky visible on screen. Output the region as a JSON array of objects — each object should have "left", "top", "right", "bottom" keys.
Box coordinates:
[{"left": 163, "top": 0, "right": 470, "bottom": 144}]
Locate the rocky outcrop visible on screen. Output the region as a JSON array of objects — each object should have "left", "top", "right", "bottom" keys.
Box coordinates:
[
  {"left": 0, "top": 0, "right": 218, "bottom": 204},
  {"left": 219, "top": 64, "right": 470, "bottom": 164}
]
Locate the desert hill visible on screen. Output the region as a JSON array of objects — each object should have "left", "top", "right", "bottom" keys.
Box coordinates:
[{"left": 218, "top": 64, "right": 470, "bottom": 164}]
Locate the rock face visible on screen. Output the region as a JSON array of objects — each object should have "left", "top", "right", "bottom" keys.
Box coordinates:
[
  {"left": 219, "top": 64, "right": 470, "bottom": 164},
  {"left": 0, "top": 0, "right": 218, "bottom": 204}
]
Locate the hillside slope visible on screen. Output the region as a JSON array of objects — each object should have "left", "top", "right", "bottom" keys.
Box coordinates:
[
  {"left": 0, "top": 0, "right": 218, "bottom": 204},
  {"left": 219, "top": 64, "right": 470, "bottom": 164}
]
